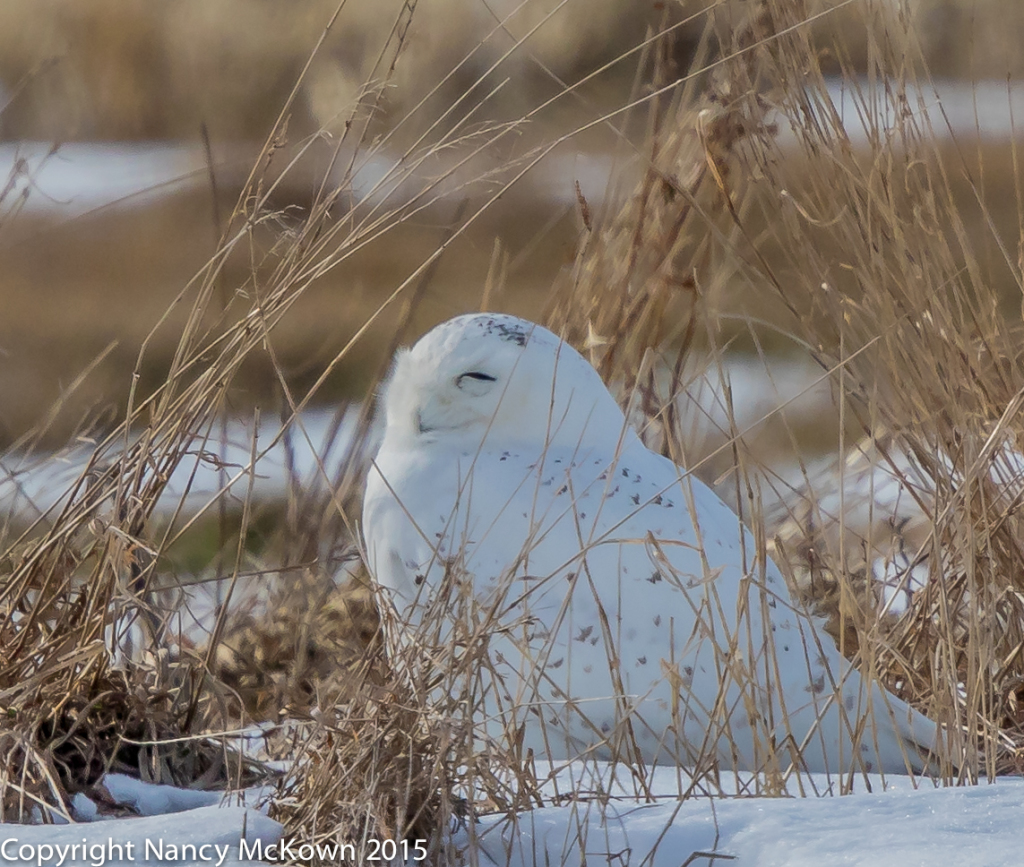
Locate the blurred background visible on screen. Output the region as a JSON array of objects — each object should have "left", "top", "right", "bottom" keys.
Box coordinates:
[{"left": 1, "top": 0, "right": 1022, "bottom": 453}]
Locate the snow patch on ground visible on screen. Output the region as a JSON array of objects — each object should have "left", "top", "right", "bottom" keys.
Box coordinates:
[
  {"left": 3, "top": 768, "right": 1023, "bottom": 866},
  {"left": 462, "top": 778, "right": 1024, "bottom": 867},
  {"left": 98, "top": 775, "right": 223, "bottom": 817},
  {"left": 0, "top": 806, "right": 281, "bottom": 867}
]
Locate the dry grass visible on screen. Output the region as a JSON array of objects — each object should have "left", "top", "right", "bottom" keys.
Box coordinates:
[{"left": 2, "top": 0, "right": 1024, "bottom": 858}]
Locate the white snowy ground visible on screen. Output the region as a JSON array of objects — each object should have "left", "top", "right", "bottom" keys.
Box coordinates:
[
  {"left": 0, "top": 775, "right": 281, "bottom": 867},
  {"left": 3, "top": 79, "right": 1024, "bottom": 219},
  {"left": 463, "top": 778, "right": 1024, "bottom": 867},
  {"left": 3, "top": 770, "right": 1022, "bottom": 866}
]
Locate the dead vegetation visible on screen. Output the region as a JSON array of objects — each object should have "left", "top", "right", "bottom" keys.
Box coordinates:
[{"left": 1, "top": 0, "right": 1023, "bottom": 858}]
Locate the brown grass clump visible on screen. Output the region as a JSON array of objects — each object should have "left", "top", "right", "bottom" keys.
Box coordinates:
[
  {"left": 547, "top": 0, "right": 776, "bottom": 467},
  {"left": 274, "top": 576, "right": 545, "bottom": 861},
  {"left": 210, "top": 567, "right": 381, "bottom": 721}
]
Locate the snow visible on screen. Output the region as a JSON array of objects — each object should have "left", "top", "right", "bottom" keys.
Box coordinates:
[
  {"left": 0, "top": 407, "right": 366, "bottom": 523},
  {"left": 4, "top": 761, "right": 1019, "bottom": 867},
  {"left": 0, "top": 805, "right": 281, "bottom": 867},
  {"left": 0, "top": 142, "right": 207, "bottom": 216},
  {"left": 818, "top": 78, "right": 1024, "bottom": 142},
  {"left": 463, "top": 780, "right": 1024, "bottom": 867},
  {"left": 455, "top": 765, "right": 1024, "bottom": 866},
  {"left": 98, "top": 776, "right": 223, "bottom": 817},
  {"left": 4, "top": 769, "right": 1020, "bottom": 866},
  {"left": 4, "top": 78, "right": 1023, "bottom": 222}
]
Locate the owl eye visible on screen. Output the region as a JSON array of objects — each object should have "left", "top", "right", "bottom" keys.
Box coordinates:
[{"left": 456, "top": 371, "right": 497, "bottom": 394}]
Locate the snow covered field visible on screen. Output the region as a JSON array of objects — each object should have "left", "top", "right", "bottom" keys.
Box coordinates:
[
  {"left": 464, "top": 778, "right": 1024, "bottom": 867},
  {"left": 2, "top": 770, "right": 1021, "bottom": 866},
  {"left": 3, "top": 79, "right": 1023, "bottom": 220}
]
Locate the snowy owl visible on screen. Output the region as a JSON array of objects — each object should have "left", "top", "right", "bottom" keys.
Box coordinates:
[{"left": 362, "top": 314, "right": 946, "bottom": 775}]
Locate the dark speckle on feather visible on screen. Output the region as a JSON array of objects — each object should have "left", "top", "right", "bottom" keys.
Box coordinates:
[
  {"left": 484, "top": 318, "right": 528, "bottom": 345},
  {"left": 806, "top": 674, "right": 826, "bottom": 695}
]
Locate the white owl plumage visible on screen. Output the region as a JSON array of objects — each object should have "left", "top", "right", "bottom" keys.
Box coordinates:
[{"left": 362, "top": 314, "right": 946, "bottom": 775}]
